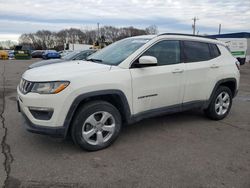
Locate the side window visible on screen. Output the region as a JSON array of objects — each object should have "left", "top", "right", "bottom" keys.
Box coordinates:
[
  {"left": 209, "top": 44, "right": 221, "bottom": 58},
  {"left": 142, "top": 40, "right": 180, "bottom": 66},
  {"left": 183, "top": 41, "right": 211, "bottom": 62}
]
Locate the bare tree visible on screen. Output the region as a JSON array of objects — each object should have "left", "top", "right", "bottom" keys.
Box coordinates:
[
  {"left": 0, "top": 40, "right": 17, "bottom": 49},
  {"left": 145, "top": 25, "right": 158, "bottom": 35},
  {"left": 19, "top": 25, "right": 157, "bottom": 50}
]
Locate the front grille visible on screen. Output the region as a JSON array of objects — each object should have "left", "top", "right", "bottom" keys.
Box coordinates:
[{"left": 19, "top": 79, "right": 33, "bottom": 94}]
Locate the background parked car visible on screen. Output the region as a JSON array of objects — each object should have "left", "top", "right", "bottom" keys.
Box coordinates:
[
  {"left": 14, "top": 45, "right": 31, "bottom": 60},
  {"left": 42, "top": 50, "right": 61, "bottom": 59},
  {"left": 29, "top": 49, "right": 97, "bottom": 69},
  {"left": 59, "top": 50, "right": 73, "bottom": 57},
  {"left": 0, "top": 50, "right": 8, "bottom": 60},
  {"left": 8, "top": 50, "right": 15, "bottom": 59},
  {"left": 31, "top": 50, "right": 45, "bottom": 58}
]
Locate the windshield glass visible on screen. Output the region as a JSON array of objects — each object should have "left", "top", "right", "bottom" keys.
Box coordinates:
[
  {"left": 86, "top": 37, "right": 150, "bottom": 65},
  {"left": 62, "top": 51, "right": 80, "bottom": 60}
]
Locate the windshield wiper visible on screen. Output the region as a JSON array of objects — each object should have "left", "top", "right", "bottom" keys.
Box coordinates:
[{"left": 86, "top": 58, "right": 103, "bottom": 62}]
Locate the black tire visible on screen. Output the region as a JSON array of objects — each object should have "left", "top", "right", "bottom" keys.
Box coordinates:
[
  {"left": 71, "top": 100, "right": 122, "bottom": 151},
  {"left": 204, "top": 86, "right": 232, "bottom": 120}
]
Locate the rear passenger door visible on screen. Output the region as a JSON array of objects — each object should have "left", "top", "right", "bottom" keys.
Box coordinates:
[{"left": 182, "top": 41, "right": 216, "bottom": 103}]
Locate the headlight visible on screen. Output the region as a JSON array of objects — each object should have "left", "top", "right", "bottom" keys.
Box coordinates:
[{"left": 31, "top": 81, "right": 70, "bottom": 94}]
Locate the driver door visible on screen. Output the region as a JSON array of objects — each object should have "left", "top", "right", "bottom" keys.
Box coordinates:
[{"left": 130, "top": 40, "right": 185, "bottom": 114}]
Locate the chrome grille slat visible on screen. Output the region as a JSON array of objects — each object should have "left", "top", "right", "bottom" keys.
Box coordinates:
[{"left": 19, "top": 79, "right": 33, "bottom": 94}]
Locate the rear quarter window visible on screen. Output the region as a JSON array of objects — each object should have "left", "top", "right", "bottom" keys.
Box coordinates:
[{"left": 209, "top": 44, "right": 221, "bottom": 58}]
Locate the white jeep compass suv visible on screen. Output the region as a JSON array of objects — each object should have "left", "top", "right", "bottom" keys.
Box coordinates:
[{"left": 17, "top": 34, "right": 240, "bottom": 151}]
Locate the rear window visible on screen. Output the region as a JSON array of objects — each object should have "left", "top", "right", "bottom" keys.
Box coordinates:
[
  {"left": 209, "top": 44, "right": 221, "bottom": 58},
  {"left": 183, "top": 41, "right": 211, "bottom": 62}
]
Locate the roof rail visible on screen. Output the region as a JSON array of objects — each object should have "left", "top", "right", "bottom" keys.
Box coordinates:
[{"left": 158, "top": 33, "right": 217, "bottom": 40}]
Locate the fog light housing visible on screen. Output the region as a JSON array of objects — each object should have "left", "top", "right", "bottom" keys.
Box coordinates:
[{"left": 29, "top": 107, "right": 54, "bottom": 120}]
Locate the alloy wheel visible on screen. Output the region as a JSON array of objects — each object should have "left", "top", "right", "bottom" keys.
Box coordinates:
[
  {"left": 215, "top": 91, "right": 230, "bottom": 116},
  {"left": 82, "top": 111, "right": 116, "bottom": 145}
]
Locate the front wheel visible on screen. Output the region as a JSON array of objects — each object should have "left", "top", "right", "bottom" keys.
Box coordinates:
[
  {"left": 71, "top": 101, "right": 122, "bottom": 151},
  {"left": 205, "top": 86, "right": 232, "bottom": 120}
]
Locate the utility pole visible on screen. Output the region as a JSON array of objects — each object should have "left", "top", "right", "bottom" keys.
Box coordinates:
[
  {"left": 192, "top": 17, "right": 199, "bottom": 35},
  {"left": 218, "top": 24, "right": 221, "bottom": 35},
  {"left": 97, "top": 23, "right": 100, "bottom": 39}
]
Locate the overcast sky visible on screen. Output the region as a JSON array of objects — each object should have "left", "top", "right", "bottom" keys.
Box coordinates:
[{"left": 0, "top": 0, "right": 249, "bottom": 41}]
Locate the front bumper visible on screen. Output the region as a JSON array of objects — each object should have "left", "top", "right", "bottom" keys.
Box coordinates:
[
  {"left": 21, "top": 110, "right": 66, "bottom": 137},
  {"left": 17, "top": 85, "right": 73, "bottom": 138},
  {"left": 18, "top": 100, "right": 67, "bottom": 138}
]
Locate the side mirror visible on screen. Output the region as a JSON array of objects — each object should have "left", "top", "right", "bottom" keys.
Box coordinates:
[{"left": 139, "top": 56, "right": 157, "bottom": 65}]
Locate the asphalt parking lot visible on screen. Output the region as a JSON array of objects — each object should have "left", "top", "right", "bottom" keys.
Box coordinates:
[{"left": 1, "top": 59, "right": 250, "bottom": 188}]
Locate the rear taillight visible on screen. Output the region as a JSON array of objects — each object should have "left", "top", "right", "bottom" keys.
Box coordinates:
[{"left": 235, "top": 61, "right": 240, "bottom": 70}]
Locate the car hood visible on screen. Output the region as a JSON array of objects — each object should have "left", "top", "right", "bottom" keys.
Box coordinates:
[
  {"left": 23, "top": 61, "right": 111, "bottom": 82},
  {"left": 29, "top": 59, "right": 65, "bottom": 69}
]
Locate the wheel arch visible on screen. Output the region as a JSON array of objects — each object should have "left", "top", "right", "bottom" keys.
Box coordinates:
[
  {"left": 63, "top": 90, "right": 131, "bottom": 137},
  {"left": 206, "top": 78, "right": 237, "bottom": 108}
]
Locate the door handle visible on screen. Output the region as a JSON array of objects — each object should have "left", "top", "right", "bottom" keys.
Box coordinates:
[
  {"left": 172, "top": 69, "right": 184, "bottom": 73},
  {"left": 210, "top": 64, "right": 219, "bottom": 68}
]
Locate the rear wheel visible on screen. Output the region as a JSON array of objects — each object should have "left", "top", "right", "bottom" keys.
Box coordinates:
[
  {"left": 71, "top": 101, "right": 122, "bottom": 151},
  {"left": 205, "top": 86, "right": 232, "bottom": 120}
]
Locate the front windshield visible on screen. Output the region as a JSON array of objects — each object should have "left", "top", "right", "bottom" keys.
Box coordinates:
[
  {"left": 62, "top": 51, "right": 80, "bottom": 60},
  {"left": 87, "top": 37, "right": 150, "bottom": 65}
]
